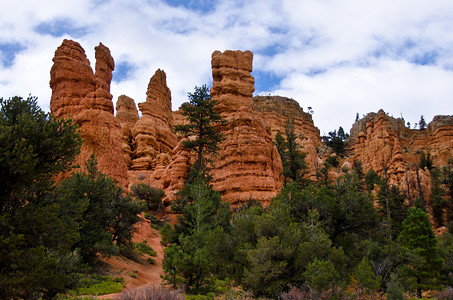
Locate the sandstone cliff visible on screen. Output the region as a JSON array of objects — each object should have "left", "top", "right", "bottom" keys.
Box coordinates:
[
  {"left": 50, "top": 39, "right": 128, "bottom": 187},
  {"left": 49, "top": 40, "right": 453, "bottom": 218},
  {"left": 208, "top": 50, "right": 283, "bottom": 205},
  {"left": 116, "top": 95, "right": 139, "bottom": 167},
  {"left": 345, "top": 110, "right": 453, "bottom": 213},
  {"left": 253, "top": 95, "right": 321, "bottom": 179}
]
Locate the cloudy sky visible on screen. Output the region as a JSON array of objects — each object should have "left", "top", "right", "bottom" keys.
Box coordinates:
[{"left": 1, "top": 0, "right": 452, "bottom": 134}]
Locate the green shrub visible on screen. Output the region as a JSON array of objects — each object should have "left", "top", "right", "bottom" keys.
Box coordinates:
[
  {"left": 134, "top": 240, "right": 157, "bottom": 256},
  {"left": 71, "top": 275, "right": 125, "bottom": 296},
  {"left": 147, "top": 257, "right": 156, "bottom": 264}
]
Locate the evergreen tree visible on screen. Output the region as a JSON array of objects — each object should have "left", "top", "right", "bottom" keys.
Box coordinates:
[
  {"left": 174, "top": 85, "right": 226, "bottom": 176},
  {"left": 430, "top": 167, "right": 446, "bottom": 226},
  {"left": 419, "top": 151, "right": 433, "bottom": 171},
  {"left": 351, "top": 258, "right": 382, "bottom": 295},
  {"left": 0, "top": 96, "right": 82, "bottom": 212},
  {"left": 274, "top": 117, "right": 309, "bottom": 187},
  {"left": 56, "top": 155, "right": 145, "bottom": 262},
  {"left": 322, "top": 126, "right": 349, "bottom": 156},
  {"left": 365, "top": 169, "right": 380, "bottom": 191},
  {"left": 377, "top": 182, "right": 408, "bottom": 239},
  {"left": 162, "top": 174, "right": 230, "bottom": 293},
  {"left": 398, "top": 207, "right": 443, "bottom": 298},
  {"left": 419, "top": 115, "right": 427, "bottom": 130},
  {"left": 0, "top": 96, "right": 83, "bottom": 299},
  {"left": 131, "top": 183, "right": 165, "bottom": 211}
]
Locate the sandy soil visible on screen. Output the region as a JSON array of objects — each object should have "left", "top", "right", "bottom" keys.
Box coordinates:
[{"left": 97, "top": 217, "right": 165, "bottom": 299}]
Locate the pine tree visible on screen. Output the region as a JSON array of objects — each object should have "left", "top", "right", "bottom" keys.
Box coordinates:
[
  {"left": 322, "top": 126, "right": 349, "bottom": 156},
  {"left": 398, "top": 207, "right": 443, "bottom": 298},
  {"left": 430, "top": 167, "right": 446, "bottom": 227},
  {"left": 174, "top": 85, "right": 226, "bottom": 176},
  {"left": 275, "top": 117, "right": 309, "bottom": 187},
  {"left": 419, "top": 115, "right": 427, "bottom": 130},
  {"left": 0, "top": 96, "right": 83, "bottom": 298}
]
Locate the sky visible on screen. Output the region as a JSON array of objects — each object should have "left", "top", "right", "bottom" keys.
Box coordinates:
[{"left": 1, "top": 0, "right": 452, "bottom": 134}]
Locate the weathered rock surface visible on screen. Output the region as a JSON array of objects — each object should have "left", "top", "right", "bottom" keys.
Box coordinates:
[
  {"left": 253, "top": 95, "right": 321, "bottom": 179},
  {"left": 348, "top": 110, "right": 453, "bottom": 211},
  {"left": 209, "top": 50, "right": 282, "bottom": 205},
  {"left": 116, "top": 95, "right": 139, "bottom": 166},
  {"left": 129, "top": 69, "right": 178, "bottom": 171},
  {"left": 50, "top": 39, "right": 128, "bottom": 187},
  {"left": 49, "top": 40, "right": 453, "bottom": 219}
]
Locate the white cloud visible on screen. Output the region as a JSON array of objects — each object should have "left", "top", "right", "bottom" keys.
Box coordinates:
[{"left": 0, "top": 0, "right": 452, "bottom": 134}]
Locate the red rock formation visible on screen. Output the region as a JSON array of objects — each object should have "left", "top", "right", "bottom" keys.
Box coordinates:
[
  {"left": 348, "top": 110, "right": 453, "bottom": 209},
  {"left": 129, "top": 69, "right": 178, "bottom": 171},
  {"left": 209, "top": 50, "right": 282, "bottom": 205},
  {"left": 50, "top": 39, "right": 128, "bottom": 187},
  {"left": 253, "top": 95, "right": 321, "bottom": 179},
  {"left": 116, "top": 95, "right": 139, "bottom": 166}
]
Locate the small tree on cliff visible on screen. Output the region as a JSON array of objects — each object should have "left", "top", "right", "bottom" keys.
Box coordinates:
[{"left": 174, "top": 85, "right": 226, "bottom": 178}]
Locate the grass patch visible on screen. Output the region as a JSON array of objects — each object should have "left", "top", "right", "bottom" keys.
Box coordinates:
[
  {"left": 147, "top": 257, "right": 156, "bottom": 264},
  {"left": 129, "top": 270, "right": 138, "bottom": 278},
  {"left": 69, "top": 275, "right": 125, "bottom": 296},
  {"left": 134, "top": 240, "right": 157, "bottom": 257}
]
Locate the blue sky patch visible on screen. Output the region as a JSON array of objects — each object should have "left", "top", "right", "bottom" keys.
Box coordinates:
[
  {"left": 256, "top": 44, "right": 287, "bottom": 57},
  {"left": 164, "top": 0, "right": 217, "bottom": 13},
  {"left": 113, "top": 61, "right": 135, "bottom": 83},
  {"left": 411, "top": 50, "right": 438, "bottom": 66},
  {"left": 252, "top": 69, "right": 282, "bottom": 94},
  {"left": 34, "top": 18, "right": 89, "bottom": 38},
  {"left": 0, "top": 43, "right": 26, "bottom": 67}
]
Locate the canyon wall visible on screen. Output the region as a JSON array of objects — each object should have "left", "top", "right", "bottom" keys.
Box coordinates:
[
  {"left": 50, "top": 39, "right": 453, "bottom": 215},
  {"left": 347, "top": 110, "right": 453, "bottom": 210}
]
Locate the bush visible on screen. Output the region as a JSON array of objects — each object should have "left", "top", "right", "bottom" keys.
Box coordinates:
[
  {"left": 147, "top": 257, "right": 156, "bottom": 264},
  {"left": 134, "top": 240, "right": 157, "bottom": 256},
  {"left": 71, "top": 275, "right": 125, "bottom": 296},
  {"left": 131, "top": 183, "right": 165, "bottom": 211},
  {"left": 433, "top": 286, "right": 453, "bottom": 300},
  {"left": 117, "top": 285, "right": 184, "bottom": 300}
]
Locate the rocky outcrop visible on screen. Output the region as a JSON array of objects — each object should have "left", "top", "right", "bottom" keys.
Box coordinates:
[
  {"left": 50, "top": 39, "right": 128, "bottom": 187},
  {"left": 209, "top": 50, "right": 282, "bottom": 205},
  {"left": 116, "top": 95, "right": 139, "bottom": 166},
  {"left": 253, "top": 95, "right": 321, "bottom": 178},
  {"left": 129, "top": 69, "right": 178, "bottom": 171},
  {"left": 348, "top": 110, "right": 453, "bottom": 209},
  {"left": 49, "top": 40, "right": 453, "bottom": 216}
]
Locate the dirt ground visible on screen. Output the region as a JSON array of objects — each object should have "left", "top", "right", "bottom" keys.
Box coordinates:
[{"left": 97, "top": 217, "right": 165, "bottom": 299}]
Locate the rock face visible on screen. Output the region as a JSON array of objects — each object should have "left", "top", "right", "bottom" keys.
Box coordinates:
[
  {"left": 209, "top": 50, "right": 282, "bottom": 205},
  {"left": 129, "top": 69, "right": 178, "bottom": 171},
  {"left": 116, "top": 95, "right": 139, "bottom": 166},
  {"left": 348, "top": 110, "right": 453, "bottom": 211},
  {"left": 253, "top": 95, "right": 321, "bottom": 178},
  {"left": 49, "top": 40, "right": 453, "bottom": 218},
  {"left": 50, "top": 39, "right": 128, "bottom": 187}
]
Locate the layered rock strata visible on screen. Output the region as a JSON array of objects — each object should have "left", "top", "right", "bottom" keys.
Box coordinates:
[
  {"left": 348, "top": 110, "right": 453, "bottom": 211},
  {"left": 116, "top": 95, "right": 139, "bottom": 166},
  {"left": 209, "top": 50, "right": 282, "bottom": 205},
  {"left": 253, "top": 95, "right": 322, "bottom": 178},
  {"left": 50, "top": 39, "right": 128, "bottom": 187},
  {"left": 129, "top": 69, "right": 178, "bottom": 171}
]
